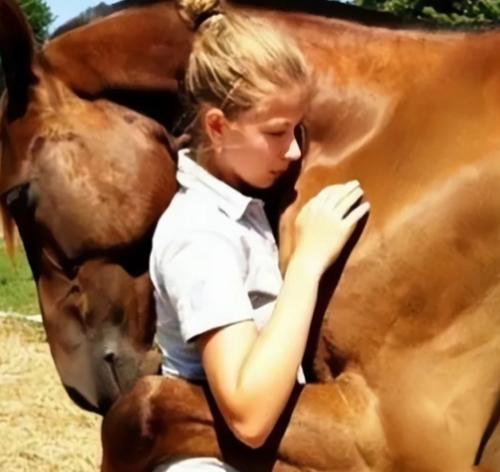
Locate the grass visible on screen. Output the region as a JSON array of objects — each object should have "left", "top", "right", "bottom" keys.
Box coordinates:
[{"left": 0, "top": 240, "right": 39, "bottom": 315}]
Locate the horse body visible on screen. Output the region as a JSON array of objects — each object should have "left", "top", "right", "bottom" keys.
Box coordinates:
[
  {"left": 2, "top": 0, "right": 500, "bottom": 469},
  {"left": 267, "top": 11, "right": 500, "bottom": 468},
  {"left": 98, "top": 10, "right": 500, "bottom": 469}
]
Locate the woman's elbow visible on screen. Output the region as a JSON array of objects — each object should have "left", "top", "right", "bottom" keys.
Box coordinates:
[{"left": 231, "top": 418, "right": 271, "bottom": 449}]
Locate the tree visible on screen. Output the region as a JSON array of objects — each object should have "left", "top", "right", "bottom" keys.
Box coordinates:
[
  {"left": 19, "top": 0, "right": 56, "bottom": 44},
  {"left": 355, "top": 0, "right": 500, "bottom": 26}
]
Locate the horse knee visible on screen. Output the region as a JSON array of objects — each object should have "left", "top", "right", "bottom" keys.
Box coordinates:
[{"left": 101, "top": 376, "right": 162, "bottom": 471}]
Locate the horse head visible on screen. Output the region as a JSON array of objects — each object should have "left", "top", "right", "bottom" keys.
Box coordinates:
[{"left": 0, "top": 0, "right": 179, "bottom": 414}]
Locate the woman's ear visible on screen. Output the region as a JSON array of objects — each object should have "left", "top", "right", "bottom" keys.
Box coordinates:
[{"left": 204, "top": 108, "right": 226, "bottom": 150}]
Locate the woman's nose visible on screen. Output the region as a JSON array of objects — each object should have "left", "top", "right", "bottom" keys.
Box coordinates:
[{"left": 284, "top": 136, "right": 301, "bottom": 161}]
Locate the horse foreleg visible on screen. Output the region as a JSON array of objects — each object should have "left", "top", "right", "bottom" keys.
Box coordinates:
[
  {"left": 101, "top": 375, "right": 220, "bottom": 472},
  {"left": 101, "top": 372, "right": 391, "bottom": 472}
]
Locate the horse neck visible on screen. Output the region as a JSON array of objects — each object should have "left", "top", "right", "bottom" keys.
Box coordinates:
[{"left": 43, "top": 1, "right": 192, "bottom": 96}]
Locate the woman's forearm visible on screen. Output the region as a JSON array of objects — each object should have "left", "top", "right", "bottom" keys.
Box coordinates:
[
  {"left": 229, "top": 255, "right": 322, "bottom": 446},
  {"left": 202, "top": 184, "right": 368, "bottom": 447}
]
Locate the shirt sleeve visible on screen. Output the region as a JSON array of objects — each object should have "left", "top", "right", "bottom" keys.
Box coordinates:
[{"left": 157, "top": 231, "right": 254, "bottom": 342}]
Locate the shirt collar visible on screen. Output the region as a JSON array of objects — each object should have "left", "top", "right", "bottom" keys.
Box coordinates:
[{"left": 176, "top": 149, "right": 264, "bottom": 221}]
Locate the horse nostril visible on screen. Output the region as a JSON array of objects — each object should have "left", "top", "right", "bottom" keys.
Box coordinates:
[{"left": 104, "top": 351, "right": 115, "bottom": 364}]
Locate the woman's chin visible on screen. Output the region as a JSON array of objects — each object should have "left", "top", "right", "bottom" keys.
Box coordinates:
[
  {"left": 237, "top": 177, "right": 274, "bottom": 196},
  {"left": 254, "top": 179, "right": 277, "bottom": 190}
]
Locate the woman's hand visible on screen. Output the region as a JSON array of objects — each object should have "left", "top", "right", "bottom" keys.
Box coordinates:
[{"left": 292, "top": 180, "right": 370, "bottom": 277}]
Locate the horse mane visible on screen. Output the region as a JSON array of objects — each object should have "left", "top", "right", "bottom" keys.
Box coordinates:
[
  {"left": 0, "top": 98, "right": 17, "bottom": 261},
  {"left": 0, "top": 144, "right": 16, "bottom": 262},
  {"left": 0, "top": 198, "right": 16, "bottom": 261}
]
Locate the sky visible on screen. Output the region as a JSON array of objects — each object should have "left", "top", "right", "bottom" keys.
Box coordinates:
[{"left": 47, "top": 0, "right": 114, "bottom": 31}]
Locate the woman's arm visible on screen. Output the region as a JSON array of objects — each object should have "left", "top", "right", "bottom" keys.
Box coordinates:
[
  {"left": 198, "top": 181, "right": 370, "bottom": 448},
  {"left": 198, "top": 255, "right": 320, "bottom": 448}
]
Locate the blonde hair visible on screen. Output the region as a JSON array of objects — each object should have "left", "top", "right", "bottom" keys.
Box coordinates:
[{"left": 177, "top": 0, "right": 312, "bottom": 153}]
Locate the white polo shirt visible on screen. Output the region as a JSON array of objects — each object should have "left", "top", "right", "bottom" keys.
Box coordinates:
[{"left": 150, "top": 149, "right": 305, "bottom": 383}]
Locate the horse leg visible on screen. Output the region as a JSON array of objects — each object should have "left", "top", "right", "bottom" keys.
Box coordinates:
[{"left": 101, "top": 373, "right": 391, "bottom": 472}]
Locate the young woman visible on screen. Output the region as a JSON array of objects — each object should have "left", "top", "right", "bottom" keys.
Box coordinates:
[{"left": 149, "top": 0, "right": 370, "bottom": 469}]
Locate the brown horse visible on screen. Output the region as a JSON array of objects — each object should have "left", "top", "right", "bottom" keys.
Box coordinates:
[
  {"left": 0, "top": 0, "right": 184, "bottom": 413},
  {"left": 2, "top": 0, "right": 500, "bottom": 470}
]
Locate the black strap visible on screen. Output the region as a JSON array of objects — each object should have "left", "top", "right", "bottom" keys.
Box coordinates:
[{"left": 193, "top": 9, "right": 223, "bottom": 31}]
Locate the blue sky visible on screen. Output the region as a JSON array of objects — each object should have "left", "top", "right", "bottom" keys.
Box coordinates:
[{"left": 47, "top": 0, "right": 114, "bottom": 30}]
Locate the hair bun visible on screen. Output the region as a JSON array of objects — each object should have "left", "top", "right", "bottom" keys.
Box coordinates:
[{"left": 177, "top": 0, "right": 223, "bottom": 31}]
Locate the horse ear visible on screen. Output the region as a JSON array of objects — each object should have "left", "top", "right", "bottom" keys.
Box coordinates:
[{"left": 0, "top": 0, "right": 38, "bottom": 121}]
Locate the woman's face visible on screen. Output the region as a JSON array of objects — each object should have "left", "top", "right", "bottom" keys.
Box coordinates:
[{"left": 206, "top": 86, "right": 309, "bottom": 190}]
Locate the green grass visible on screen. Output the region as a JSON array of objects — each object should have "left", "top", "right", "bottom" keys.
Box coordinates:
[{"left": 0, "top": 240, "right": 39, "bottom": 315}]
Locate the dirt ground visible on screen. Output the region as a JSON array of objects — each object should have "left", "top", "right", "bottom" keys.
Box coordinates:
[{"left": 0, "top": 317, "right": 101, "bottom": 471}]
